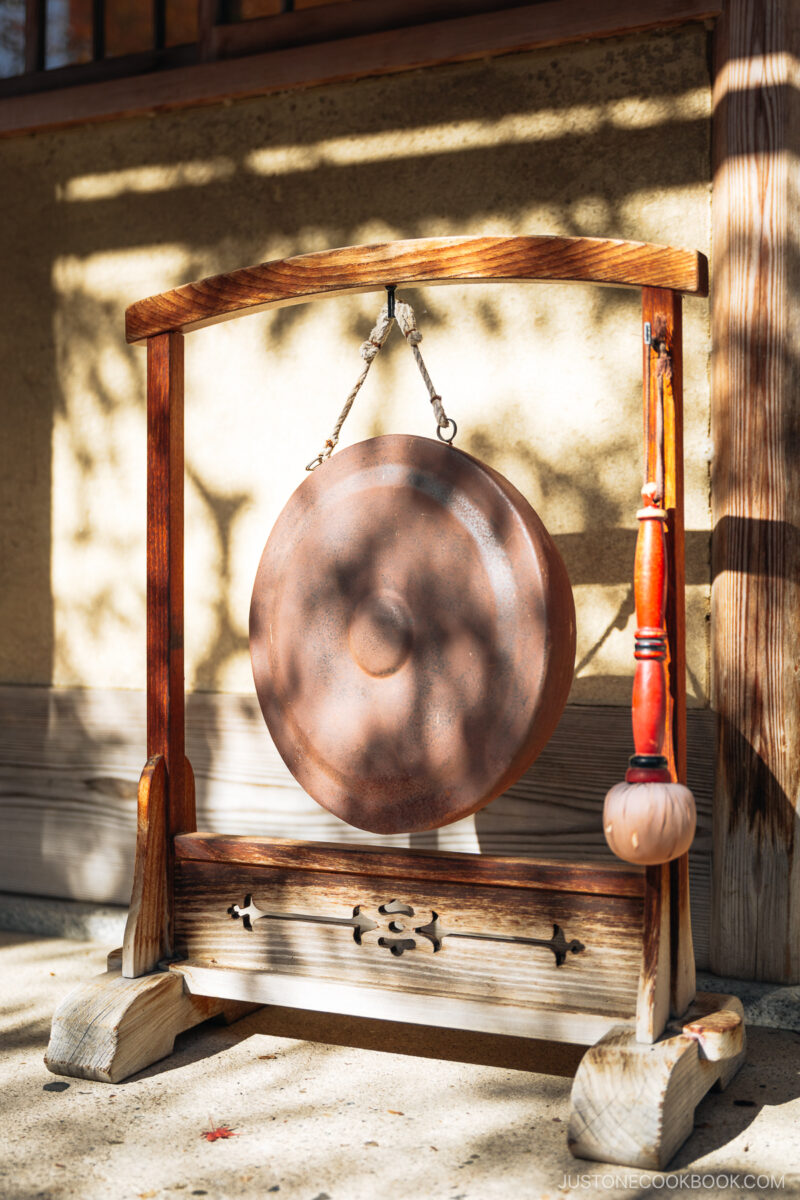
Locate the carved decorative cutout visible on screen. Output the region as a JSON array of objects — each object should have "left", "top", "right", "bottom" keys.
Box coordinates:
[
  {"left": 413, "top": 912, "right": 448, "bottom": 951},
  {"left": 376, "top": 899, "right": 417, "bottom": 955},
  {"left": 228, "top": 895, "right": 585, "bottom": 965},
  {"left": 379, "top": 900, "right": 415, "bottom": 917},
  {"left": 378, "top": 936, "right": 417, "bottom": 957},
  {"left": 414, "top": 913, "right": 584, "bottom": 964},
  {"left": 228, "top": 894, "right": 378, "bottom": 945}
]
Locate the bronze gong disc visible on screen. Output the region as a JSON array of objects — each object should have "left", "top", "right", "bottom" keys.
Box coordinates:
[{"left": 250, "top": 434, "right": 575, "bottom": 834}]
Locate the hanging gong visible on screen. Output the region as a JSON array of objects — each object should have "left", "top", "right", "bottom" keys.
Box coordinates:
[{"left": 250, "top": 434, "right": 576, "bottom": 835}]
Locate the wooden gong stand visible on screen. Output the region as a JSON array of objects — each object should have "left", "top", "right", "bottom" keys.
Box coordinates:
[{"left": 46, "top": 237, "right": 745, "bottom": 1168}]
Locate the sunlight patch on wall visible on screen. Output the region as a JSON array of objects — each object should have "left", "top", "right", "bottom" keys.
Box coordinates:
[
  {"left": 49, "top": 246, "right": 195, "bottom": 689},
  {"left": 53, "top": 246, "right": 195, "bottom": 299},
  {"left": 241, "top": 89, "right": 709, "bottom": 177},
  {"left": 59, "top": 159, "right": 236, "bottom": 201},
  {"left": 50, "top": 345, "right": 144, "bottom": 688},
  {"left": 58, "top": 88, "right": 708, "bottom": 201}
]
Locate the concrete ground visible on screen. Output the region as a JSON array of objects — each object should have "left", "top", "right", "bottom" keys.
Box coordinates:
[{"left": 2, "top": 930, "right": 799, "bottom": 1200}]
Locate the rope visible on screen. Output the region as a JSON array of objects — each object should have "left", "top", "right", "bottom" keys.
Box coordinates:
[
  {"left": 394, "top": 300, "right": 455, "bottom": 439},
  {"left": 655, "top": 369, "right": 665, "bottom": 506},
  {"left": 644, "top": 323, "right": 652, "bottom": 491},
  {"left": 643, "top": 320, "right": 670, "bottom": 506},
  {"left": 654, "top": 335, "right": 671, "bottom": 506},
  {"left": 306, "top": 295, "right": 456, "bottom": 471}
]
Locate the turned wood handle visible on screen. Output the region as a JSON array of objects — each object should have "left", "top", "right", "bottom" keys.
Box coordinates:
[
  {"left": 627, "top": 483, "right": 670, "bottom": 784},
  {"left": 603, "top": 483, "right": 696, "bottom": 865}
]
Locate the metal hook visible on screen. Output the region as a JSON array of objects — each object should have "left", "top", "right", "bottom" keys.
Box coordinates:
[
  {"left": 386, "top": 284, "right": 396, "bottom": 319},
  {"left": 436, "top": 418, "right": 458, "bottom": 445}
]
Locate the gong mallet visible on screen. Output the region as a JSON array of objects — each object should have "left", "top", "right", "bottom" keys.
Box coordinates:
[{"left": 603, "top": 483, "right": 696, "bottom": 865}]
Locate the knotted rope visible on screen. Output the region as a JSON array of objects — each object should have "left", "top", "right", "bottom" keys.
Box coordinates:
[
  {"left": 306, "top": 295, "right": 456, "bottom": 471},
  {"left": 644, "top": 318, "right": 670, "bottom": 506}
]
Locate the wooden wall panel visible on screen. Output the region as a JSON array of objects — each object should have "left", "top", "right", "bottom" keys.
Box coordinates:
[
  {"left": 0, "top": 684, "right": 713, "bottom": 964},
  {"left": 710, "top": 0, "right": 800, "bottom": 981}
]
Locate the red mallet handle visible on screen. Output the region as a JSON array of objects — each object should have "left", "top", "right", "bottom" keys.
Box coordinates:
[
  {"left": 603, "top": 482, "right": 696, "bottom": 865},
  {"left": 627, "top": 483, "right": 670, "bottom": 784}
]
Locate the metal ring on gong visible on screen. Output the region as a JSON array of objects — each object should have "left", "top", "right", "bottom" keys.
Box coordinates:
[{"left": 250, "top": 434, "right": 576, "bottom": 835}]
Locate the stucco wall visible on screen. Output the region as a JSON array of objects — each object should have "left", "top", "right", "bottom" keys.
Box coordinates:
[{"left": 0, "top": 27, "right": 712, "bottom": 707}]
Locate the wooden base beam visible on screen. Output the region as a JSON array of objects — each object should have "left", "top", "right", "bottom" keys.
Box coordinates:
[
  {"left": 569, "top": 992, "right": 745, "bottom": 1168},
  {"left": 170, "top": 960, "right": 628, "bottom": 1045},
  {"left": 172, "top": 843, "right": 645, "bottom": 1036}
]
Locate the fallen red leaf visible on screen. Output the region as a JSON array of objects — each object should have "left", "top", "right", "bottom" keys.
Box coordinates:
[{"left": 201, "top": 1126, "right": 239, "bottom": 1142}]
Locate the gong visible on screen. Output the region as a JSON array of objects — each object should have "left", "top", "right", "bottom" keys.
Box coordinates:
[{"left": 249, "top": 434, "right": 575, "bottom": 834}]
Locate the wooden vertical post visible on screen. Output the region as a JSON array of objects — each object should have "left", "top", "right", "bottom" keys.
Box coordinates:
[
  {"left": 636, "top": 860, "right": 671, "bottom": 1042},
  {"left": 636, "top": 287, "right": 695, "bottom": 1035},
  {"left": 642, "top": 288, "right": 687, "bottom": 782},
  {"left": 147, "top": 332, "right": 193, "bottom": 850},
  {"left": 645, "top": 288, "right": 696, "bottom": 1016},
  {"left": 711, "top": 0, "right": 800, "bottom": 982}
]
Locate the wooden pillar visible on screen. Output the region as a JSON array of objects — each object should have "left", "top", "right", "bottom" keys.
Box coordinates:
[
  {"left": 147, "top": 333, "right": 193, "bottom": 842},
  {"left": 639, "top": 287, "right": 695, "bottom": 1030},
  {"left": 711, "top": 0, "right": 800, "bottom": 981},
  {"left": 642, "top": 289, "right": 686, "bottom": 786}
]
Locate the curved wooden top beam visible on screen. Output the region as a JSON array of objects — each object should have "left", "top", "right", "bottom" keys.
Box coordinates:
[{"left": 125, "top": 235, "right": 708, "bottom": 343}]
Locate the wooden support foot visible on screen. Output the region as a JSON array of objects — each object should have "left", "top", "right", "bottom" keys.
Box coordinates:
[
  {"left": 45, "top": 966, "right": 253, "bottom": 1083},
  {"left": 568, "top": 993, "right": 745, "bottom": 1169},
  {"left": 123, "top": 755, "right": 169, "bottom": 978}
]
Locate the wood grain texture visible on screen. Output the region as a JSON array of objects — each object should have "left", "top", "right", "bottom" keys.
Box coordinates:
[
  {"left": 681, "top": 991, "right": 745, "bottom": 1062},
  {"left": 636, "top": 863, "right": 671, "bottom": 1043},
  {"left": 0, "top": 1, "right": 722, "bottom": 139},
  {"left": 0, "top": 685, "right": 715, "bottom": 965},
  {"left": 175, "top": 835, "right": 644, "bottom": 898},
  {"left": 122, "top": 756, "right": 168, "bottom": 978},
  {"left": 671, "top": 852, "right": 696, "bottom": 1017},
  {"left": 147, "top": 333, "right": 191, "bottom": 839},
  {"left": 45, "top": 967, "right": 245, "bottom": 1083},
  {"left": 174, "top": 859, "right": 643, "bottom": 1022},
  {"left": 710, "top": 0, "right": 800, "bottom": 982},
  {"left": 126, "top": 237, "right": 709, "bottom": 342},
  {"left": 568, "top": 993, "right": 745, "bottom": 1168},
  {"left": 171, "top": 960, "right": 628, "bottom": 1045}
]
